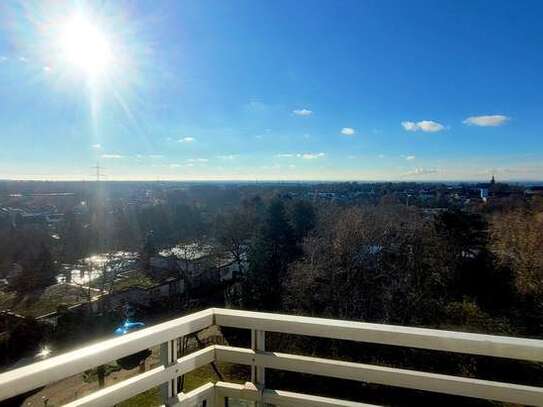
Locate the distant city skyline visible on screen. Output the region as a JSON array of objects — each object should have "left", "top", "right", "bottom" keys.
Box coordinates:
[{"left": 1, "top": 1, "right": 542, "bottom": 181}]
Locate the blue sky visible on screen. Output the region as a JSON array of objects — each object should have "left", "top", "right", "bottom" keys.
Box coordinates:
[{"left": 0, "top": 0, "right": 542, "bottom": 181}]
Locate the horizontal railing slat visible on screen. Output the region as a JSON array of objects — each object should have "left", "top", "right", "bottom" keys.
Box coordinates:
[
  {"left": 265, "top": 388, "right": 381, "bottom": 407},
  {"left": 214, "top": 381, "right": 259, "bottom": 403},
  {"left": 0, "top": 309, "right": 213, "bottom": 402},
  {"left": 170, "top": 382, "right": 215, "bottom": 407},
  {"left": 214, "top": 381, "right": 382, "bottom": 407},
  {"left": 64, "top": 346, "right": 215, "bottom": 407},
  {"left": 214, "top": 346, "right": 543, "bottom": 406},
  {"left": 213, "top": 308, "right": 543, "bottom": 362}
]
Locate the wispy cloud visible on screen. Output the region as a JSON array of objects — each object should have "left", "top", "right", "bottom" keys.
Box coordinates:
[
  {"left": 134, "top": 154, "right": 164, "bottom": 160},
  {"left": 405, "top": 155, "right": 416, "bottom": 161},
  {"left": 169, "top": 162, "right": 198, "bottom": 168},
  {"left": 178, "top": 137, "right": 195, "bottom": 143},
  {"left": 298, "top": 153, "right": 325, "bottom": 160},
  {"left": 92, "top": 144, "right": 102, "bottom": 149},
  {"left": 186, "top": 158, "right": 208, "bottom": 163},
  {"left": 340, "top": 127, "right": 356, "bottom": 136},
  {"left": 43, "top": 66, "right": 52, "bottom": 73},
  {"left": 101, "top": 154, "right": 123, "bottom": 159},
  {"left": 276, "top": 153, "right": 326, "bottom": 160},
  {"left": 293, "top": 108, "right": 313, "bottom": 117},
  {"left": 402, "top": 120, "right": 445, "bottom": 132},
  {"left": 404, "top": 168, "right": 439, "bottom": 176},
  {"left": 217, "top": 155, "right": 238, "bottom": 160},
  {"left": 245, "top": 100, "right": 270, "bottom": 113},
  {"left": 463, "top": 115, "right": 509, "bottom": 127}
]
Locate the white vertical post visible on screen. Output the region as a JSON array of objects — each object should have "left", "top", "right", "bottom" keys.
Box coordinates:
[
  {"left": 251, "top": 329, "right": 265, "bottom": 406},
  {"left": 160, "top": 339, "right": 179, "bottom": 405}
]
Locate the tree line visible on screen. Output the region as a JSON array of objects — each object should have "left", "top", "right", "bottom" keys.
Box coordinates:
[{"left": 215, "top": 195, "right": 543, "bottom": 405}]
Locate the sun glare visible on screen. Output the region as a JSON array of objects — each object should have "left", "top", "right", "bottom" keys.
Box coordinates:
[{"left": 59, "top": 16, "right": 112, "bottom": 76}]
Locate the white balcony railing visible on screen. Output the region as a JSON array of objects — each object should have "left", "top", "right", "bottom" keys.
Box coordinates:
[{"left": 1, "top": 308, "right": 542, "bottom": 406}]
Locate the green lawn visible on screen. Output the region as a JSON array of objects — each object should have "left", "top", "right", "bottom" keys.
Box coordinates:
[
  {"left": 118, "top": 362, "right": 249, "bottom": 407},
  {"left": 0, "top": 284, "right": 88, "bottom": 317},
  {"left": 0, "top": 272, "right": 156, "bottom": 317},
  {"left": 112, "top": 272, "right": 156, "bottom": 291},
  {"left": 117, "top": 387, "right": 161, "bottom": 407},
  {"left": 183, "top": 362, "right": 249, "bottom": 391}
]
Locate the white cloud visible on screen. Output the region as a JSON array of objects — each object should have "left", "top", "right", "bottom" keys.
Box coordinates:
[
  {"left": 0, "top": 56, "right": 7, "bottom": 62},
  {"left": 186, "top": 158, "right": 208, "bottom": 163},
  {"left": 402, "top": 120, "right": 445, "bottom": 132},
  {"left": 401, "top": 121, "right": 418, "bottom": 131},
  {"left": 178, "top": 137, "right": 195, "bottom": 143},
  {"left": 43, "top": 66, "right": 52, "bottom": 72},
  {"left": 463, "top": 115, "right": 509, "bottom": 127},
  {"left": 217, "top": 155, "right": 238, "bottom": 160},
  {"left": 169, "top": 164, "right": 183, "bottom": 168},
  {"left": 101, "top": 154, "right": 123, "bottom": 159},
  {"left": 275, "top": 152, "right": 326, "bottom": 160},
  {"left": 417, "top": 121, "right": 444, "bottom": 132},
  {"left": 298, "top": 153, "right": 325, "bottom": 160},
  {"left": 405, "top": 168, "right": 439, "bottom": 176},
  {"left": 135, "top": 154, "right": 163, "bottom": 159},
  {"left": 340, "top": 127, "right": 356, "bottom": 136},
  {"left": 92, "top": 144, "right": 102, "bottom": 149},
  {"left": 406, "top": 155, "right": 416, "bottom": 161},
  {"left": 293, "top": 108, "right": 313, "bottom": 117}
]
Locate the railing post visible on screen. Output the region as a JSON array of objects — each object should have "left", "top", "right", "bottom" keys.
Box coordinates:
[
  {"left": 251, "top": 329, "right": 265, "bottom": 406},
  {"left": 160, "top": 339, "right": 179, "bottom": 405}
]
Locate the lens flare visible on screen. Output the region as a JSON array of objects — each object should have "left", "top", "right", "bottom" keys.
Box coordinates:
[{"left": 59, "top": 15, "right": 112, "bottom": 76}]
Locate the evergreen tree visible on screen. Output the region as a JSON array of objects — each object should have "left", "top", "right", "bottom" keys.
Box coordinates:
[
  {"left": 289, "top": 200, "right": 316, "bottom": 242},
  {"left": 11, "top": 243, "right": 57, "bottom": 292},
  {"left": 244, "top": 198, "right": 298, "bottom": 310}
]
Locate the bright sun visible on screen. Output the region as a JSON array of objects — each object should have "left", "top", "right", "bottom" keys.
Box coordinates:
[{"left": 59, "top": 16, "right": 112, "bottom": 76}]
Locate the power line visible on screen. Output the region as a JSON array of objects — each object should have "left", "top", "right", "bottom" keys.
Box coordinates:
[{"left": 91, "top": 162, "right": 106, "bottom": 181}]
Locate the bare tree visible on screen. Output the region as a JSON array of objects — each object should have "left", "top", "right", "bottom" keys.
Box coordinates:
[{"left": 490, "top": 210, "right": 543, "bottom": 297}]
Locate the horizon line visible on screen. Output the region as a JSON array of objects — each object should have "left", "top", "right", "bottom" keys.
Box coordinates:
[{"left": 1, "top": 178, "right": 542, "bottom": 184}]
